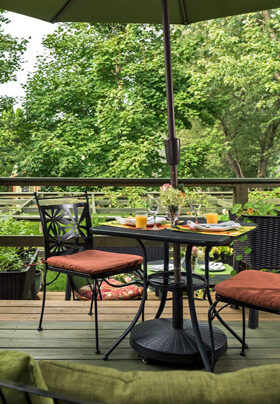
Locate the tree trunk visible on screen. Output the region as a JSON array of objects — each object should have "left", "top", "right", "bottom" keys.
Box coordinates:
[
  {"left": 257, "top": 154, "right": 267, "bottom": 178},
  {"left": 219, "top": 119, "right": 244, "bottom": 178}
]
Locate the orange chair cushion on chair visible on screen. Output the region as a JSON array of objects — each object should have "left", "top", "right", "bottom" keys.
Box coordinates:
[
  {"left": 215, "top": 270, "right": 280, "bottom": 309},
  {"left": 46, "top": 250, "right": 143, "bottom": 275}
]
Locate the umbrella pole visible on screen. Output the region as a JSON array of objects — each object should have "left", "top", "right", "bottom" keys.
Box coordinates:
[{"left": 162, "top": 0, "right": 181, "bottom": 291}]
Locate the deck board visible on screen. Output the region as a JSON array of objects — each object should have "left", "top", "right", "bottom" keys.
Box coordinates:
[{"left": 0, "top": 296, "right": 279, "bottom": 373}]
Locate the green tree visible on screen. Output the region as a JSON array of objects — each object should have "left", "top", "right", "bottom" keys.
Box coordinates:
[
  {"left": 0, "top": 11, "right": 27, "bottom": 85},
  {"left": 0, "top": 11, "right": 27, "bottom": 176},
  {"left": 19, "top": 23, "right": 216, "bottom": 178},
  {"left": 183, "top": 10, "right": 280, "bottom": 178}
]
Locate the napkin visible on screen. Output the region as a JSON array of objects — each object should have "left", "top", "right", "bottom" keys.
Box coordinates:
[
  {"left": 187, "top": 220, "right": 241, "bottom": 231},
  {"left": 115, "top": 216, "right": 166, "bottom": 226}
]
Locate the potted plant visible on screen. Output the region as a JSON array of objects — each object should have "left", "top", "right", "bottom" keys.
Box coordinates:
[
  {"left": 0, "top": 217, "right": 41, "bottom": 299},
  {"left": 209, "top": 246, "right": 234, "bottom": 266},
  {"left": 159, "top": 183, "right": 186, "bottom": 226},
  {"left": 230, "top": 200, "right": 280, "bottom": 220},
  {"left": 0, "top": 247, "right": 39, "bottom": 299}
]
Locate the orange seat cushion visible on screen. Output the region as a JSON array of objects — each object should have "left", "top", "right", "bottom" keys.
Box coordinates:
[
  {"left": 215, "top": 270, "right": 280, "bottom": 309},
  {"left": 46, "top": 250, "right": 143, "bottom": 275}
]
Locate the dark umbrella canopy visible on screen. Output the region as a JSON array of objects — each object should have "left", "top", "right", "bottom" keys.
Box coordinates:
[{"left": 2, "top": 0, "right": 280, "bottom": 24}]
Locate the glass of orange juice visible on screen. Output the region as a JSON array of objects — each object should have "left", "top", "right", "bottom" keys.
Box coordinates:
[
  {"left": 135, "top": 211, "right": 148, "bottom": 229},
  {"left": 205, "top": 213, "right": 218, "bottom": 224}
]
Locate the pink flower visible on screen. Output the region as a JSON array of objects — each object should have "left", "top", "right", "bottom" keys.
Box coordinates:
[{"left": 160, "top": 183, "right": 172, "bottom": 191}]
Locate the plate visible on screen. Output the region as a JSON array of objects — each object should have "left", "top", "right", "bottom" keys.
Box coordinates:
[
  {"left": 196, "top": 226, "right": 236, "bottom": 232},
  {"left": 200, "top": 263, "right": 225, "bottom": 272},
  {"left": 149, "top": 263, "right": 174, "bottom": 272},
  {"left": 115, "top": 216, "right": 166, "bottom": 227},
  {"left": 186, "top": 220, "right": 240, "bottom": 232}
]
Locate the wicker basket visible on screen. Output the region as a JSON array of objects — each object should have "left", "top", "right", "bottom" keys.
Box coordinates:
[{"left": 234, "top": 215, "right": 280, "bottom": 270}]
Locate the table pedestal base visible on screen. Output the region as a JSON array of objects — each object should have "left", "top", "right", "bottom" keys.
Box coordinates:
[{"left": 130, "top": 318, "right": 227, "bottom": 366}]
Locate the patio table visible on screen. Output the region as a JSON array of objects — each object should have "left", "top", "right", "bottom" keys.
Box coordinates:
[{"left": 90, "top": 222, "right": 255, "bottom": 371}]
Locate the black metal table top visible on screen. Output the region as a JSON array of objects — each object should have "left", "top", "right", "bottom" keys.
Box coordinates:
[{"left": 90, "top": 223, "right": 256, "bottom": 247}]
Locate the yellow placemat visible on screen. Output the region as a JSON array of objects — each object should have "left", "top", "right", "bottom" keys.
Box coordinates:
[{"left": 103, "top": 220, "right": 169, "bottom": 231}]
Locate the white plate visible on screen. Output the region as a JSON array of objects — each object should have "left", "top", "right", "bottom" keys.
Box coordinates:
[
  {"left": 200, "top": 263, "right": 225, "bottom": 272},
  {"left": 115, "top": 216, "right": 166, "bottom": 226},
  {"left": 195, "top": 226, "right": 236, "bottom": 232},
  {"left": 149, "top": 263, "right": 174, "bottom": 272}
]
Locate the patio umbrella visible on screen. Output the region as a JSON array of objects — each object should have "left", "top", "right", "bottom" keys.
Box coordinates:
[
  {"left": 3, "top": 0, "right": 280, "bottom": 188},
  {"left": 2, "top": 0, "right": 280, "bottom": 281}
]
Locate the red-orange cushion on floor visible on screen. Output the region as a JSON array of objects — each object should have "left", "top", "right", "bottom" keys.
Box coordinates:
[
  {"left": 75, "top": 278, "right": 143, "bottom": 301},
  {"left": 215, "top": 270, "right": 280, "bottom": 309},
  {"left": 46, "top": 249, "right": 143, "bottom": 275}
]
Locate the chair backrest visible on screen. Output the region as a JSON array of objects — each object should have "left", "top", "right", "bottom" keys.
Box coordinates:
[
  {"left": 34, "top": 191, "right": 93, "bottom": 259},
  {"left": 235, "top": 215, "right": 280, "bottom": 270}
]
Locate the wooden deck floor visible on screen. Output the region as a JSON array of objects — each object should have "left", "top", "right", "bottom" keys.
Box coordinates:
[{"left": 0, "top": 294, "right": 279, "bottom": 373}]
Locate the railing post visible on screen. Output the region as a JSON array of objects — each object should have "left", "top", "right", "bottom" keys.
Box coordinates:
[{"left": 233, "top": 184, "right": 249, "bottom": 205}]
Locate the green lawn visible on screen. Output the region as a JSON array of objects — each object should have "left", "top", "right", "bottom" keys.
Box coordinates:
[
  {"left": 46, "top": 271, "right": 67, "bottom": 292},
  {"left": 45, "top": 272, "right": 88, "bottom": 292}
]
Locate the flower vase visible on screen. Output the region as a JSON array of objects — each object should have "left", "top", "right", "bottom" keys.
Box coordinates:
[{"left": 166, "top": 205, "right": 180, "bottom": 227}]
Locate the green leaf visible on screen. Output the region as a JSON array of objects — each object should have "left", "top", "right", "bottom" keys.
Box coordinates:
[{"left": 243, "top": 246, "right": 252, "bottom": 254}]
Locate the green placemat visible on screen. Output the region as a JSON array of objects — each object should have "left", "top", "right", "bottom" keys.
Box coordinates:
[{"left": 194, "top": 263, "right": 233, "bottom": 278}]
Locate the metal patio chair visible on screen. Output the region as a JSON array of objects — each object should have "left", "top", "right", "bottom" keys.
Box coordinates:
[
  {"left": 208, "top": 215, "right": 280, "bottom": 369},
  {"left": 34, "top": 190, "right": 146, "bottom": 358},
  {"left": 233, "top": 214, "right": 280, "bottom": 328}
]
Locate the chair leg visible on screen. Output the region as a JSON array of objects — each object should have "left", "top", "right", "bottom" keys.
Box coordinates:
[
  {"left": 38, "top": 268, "right": 47, "bottom": 331},
  {"left": 215, "top": 307, "right": 248, "bottom": 349},
  {"left": 141, "top": 304, "right": 145, "bottom": 322},
  {"left": 103, "top": 280, "right": 147, "bottom": 361},
  {"left": 65, "top": 276, "right": 72, "bottom": 301},
  {"left": 94, "top": 281, "right": 100, "bottom": 354},
  {"left": 248, "top": 308, "right": 259, "bottom": 329},
  {"left": 240, "top": 305, "right": 247, "bottom": 356},
  {"left": 208, "top": 300, "right": 219, "bottom": 371},
  {"left": 88, "top": 283, "right": 94, "bottom": 316}
]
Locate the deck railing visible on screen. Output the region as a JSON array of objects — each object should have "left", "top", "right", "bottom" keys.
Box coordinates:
[{"left": 0, "top": 177, "right": 280, "bottom": 248}]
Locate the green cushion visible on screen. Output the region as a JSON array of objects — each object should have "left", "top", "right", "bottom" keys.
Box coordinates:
[
  {"left": 39, "top": 360, "right": 280, "bottom": 404},
  {"left": 0, "top": 350, "right": 52, "bottom": 404}
]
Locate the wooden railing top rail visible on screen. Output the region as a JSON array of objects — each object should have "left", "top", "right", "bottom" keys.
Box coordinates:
[{"left": 1, "top": 177, "right": 280, "bottom": 187}]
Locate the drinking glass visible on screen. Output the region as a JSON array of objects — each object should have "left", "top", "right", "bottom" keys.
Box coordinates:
[
  {"left": 190, "top": 203, "right": 201, "bottom": 223},
  {"left": 135, "top": 211, "right": 148, "bottom": 229},
  {"left": 147, "top": 196, "right": 160, "bottom": 230},
  {"left": 206, "top": 213, "right": 218, "bottom": 224}
]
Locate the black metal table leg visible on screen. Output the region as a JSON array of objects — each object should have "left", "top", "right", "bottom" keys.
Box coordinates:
[{"left": 155, "top": 242, "right": 169, "bottom": 318}]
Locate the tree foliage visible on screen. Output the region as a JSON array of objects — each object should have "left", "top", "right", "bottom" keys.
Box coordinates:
[
  {"left": 0, "top": 11, "right": 27, "bottom": 176},
  {"left": 184, "top": 10, "right": 280, "bottom": 177},
  {"left": 2, "top": 11, "right": 280, "bottom": 179},
  {"left": 17, "top": 23, "right": 216, "bottom": 178},
  {"left": 0, "top": 11, "right": 27, "bottom": 85}
]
